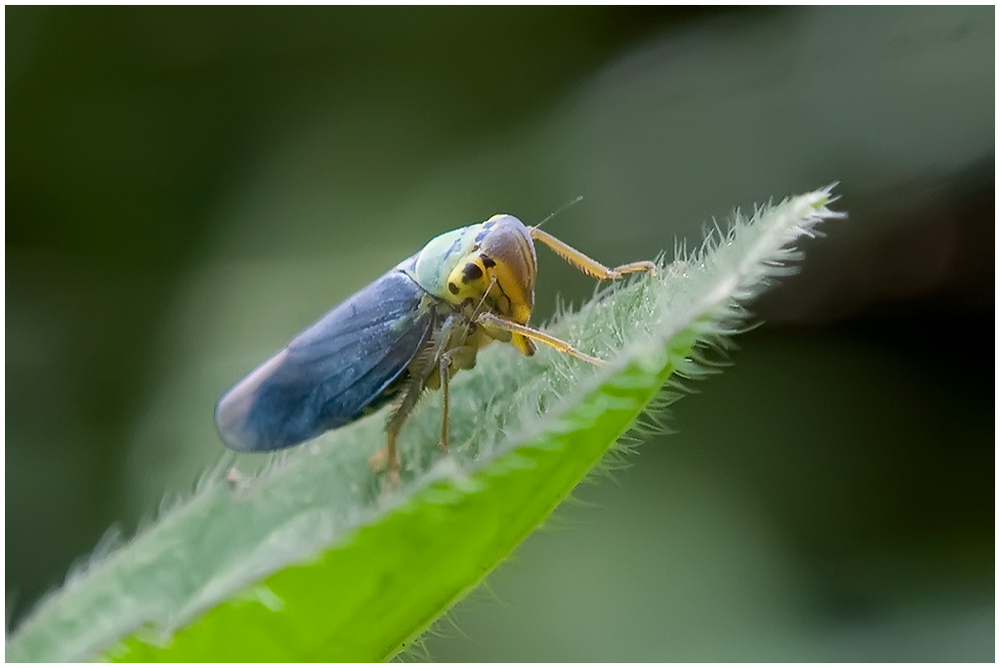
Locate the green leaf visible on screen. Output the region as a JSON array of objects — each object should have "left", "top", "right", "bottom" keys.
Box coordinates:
[{"left": 6, "top": 188, "right": 841, "bottom": 662}]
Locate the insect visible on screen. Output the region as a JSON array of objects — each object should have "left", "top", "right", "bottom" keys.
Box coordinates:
[{"left": 215, "top": 213, "right": 655, "bottom": 480}]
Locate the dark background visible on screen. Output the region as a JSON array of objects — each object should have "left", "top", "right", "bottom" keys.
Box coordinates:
[{"left": 6, "top": 6, "right": 993, "bottom": 660}]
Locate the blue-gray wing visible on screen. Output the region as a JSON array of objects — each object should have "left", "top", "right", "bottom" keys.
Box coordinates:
[{"left": 215, "top": 270, "right": 434, "bottom": 452}]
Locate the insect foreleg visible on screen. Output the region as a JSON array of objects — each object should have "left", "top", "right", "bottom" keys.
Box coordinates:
[
  {"left": 530, "top": 227, "right": 657, "bottom": 280},
  {"left": 476, "top": 312, "right": 605, "bottom": 367}
]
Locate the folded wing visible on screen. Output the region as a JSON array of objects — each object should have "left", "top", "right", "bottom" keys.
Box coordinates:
[{"left": 216, "top": 270, "right": 433, "bottom": 452}]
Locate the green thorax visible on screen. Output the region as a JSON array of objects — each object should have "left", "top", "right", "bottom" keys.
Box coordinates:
[{"left": 397, "top": 223, "right": 483, "bottom": 297}]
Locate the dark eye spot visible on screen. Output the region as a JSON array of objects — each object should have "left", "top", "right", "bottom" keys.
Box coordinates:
[
  {"left": 480, "top": 254, "right": 496, "bottom": 268},
  {"left": 461, "top": 262, "right": 484, "bottom": 282},
  {"left": 448, "top": 282, "right": 460, "bottom": 295}
]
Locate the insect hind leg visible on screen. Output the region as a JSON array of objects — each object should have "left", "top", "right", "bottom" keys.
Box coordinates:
[
  {"left": 369, "top": 314, "right": 472, "bottom": 482},
  {"left": 370, "top": 375, "right": 424, "bottom": 483}
]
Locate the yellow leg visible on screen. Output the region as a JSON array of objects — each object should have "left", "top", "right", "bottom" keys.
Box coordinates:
[
  {"left": 476, "top": 312, "right": 605, "bottom": 367},
  {"left": 530, "top": 227, "right": 657, "bottom": 279}
]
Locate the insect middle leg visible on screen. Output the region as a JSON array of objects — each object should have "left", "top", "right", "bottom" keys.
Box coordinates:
[
  {"left": 437, "top": 344, "right": 478, "bottom": 452},
  {"left": 374, "top": 375, "right": 425, "bottom": 483}
]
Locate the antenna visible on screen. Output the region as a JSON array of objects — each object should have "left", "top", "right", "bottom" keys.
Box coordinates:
[{"left": 533, "top": 195, "right": 583, "bottom": 230}]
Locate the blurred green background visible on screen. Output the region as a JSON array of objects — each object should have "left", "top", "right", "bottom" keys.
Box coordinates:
[{"left": 6, "top": 6, "right": 993, "bottom": 660}]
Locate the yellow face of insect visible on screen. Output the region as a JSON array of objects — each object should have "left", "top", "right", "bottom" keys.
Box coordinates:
[{"left": 444, "top": 218, "right": 538, "bottom": 356}]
